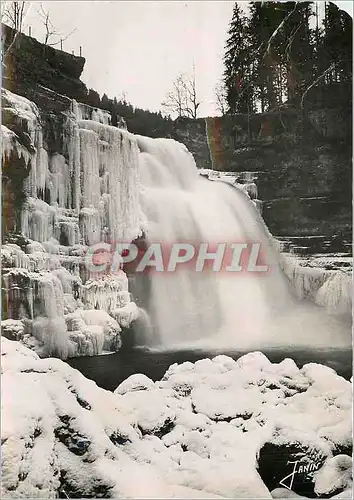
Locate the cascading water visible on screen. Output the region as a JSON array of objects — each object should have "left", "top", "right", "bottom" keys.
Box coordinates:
[
  {"left": 2, "top": 88, "right": 351, "bottom": 355},
  {"left": 136, "top": 136, "right": 351, "bottom": 350}
]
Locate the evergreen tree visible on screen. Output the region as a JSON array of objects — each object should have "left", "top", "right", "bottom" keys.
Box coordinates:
[
  {"left": 279, "top": 2, "right": 314, "bottom": 104},
  {"left": 101, "top": 93, "right": 110, "bottom": 111},
  {"left": 223, "top": 3, "right": 254, "bottom": 113},
  {"left": 86, "top": 88, "right": 101, "bottom": 108},
  {"left": 247, "top": 1, "right": 282, "bottom": 111},
  {"left": 223, "top": 1, "right": 319, "bottom": 111},
  {"left": 322, "top": 2, "right": 352, "bottom": 84}
]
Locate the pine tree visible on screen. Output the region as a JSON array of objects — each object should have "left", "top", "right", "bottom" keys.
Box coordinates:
[
  {"left": 247, "top": 2, "right": 287, "bottom": 111},
  {"left": 223, "top": 3, "right": 254, "bottom": 113},
  {"left": 86, "top": 88, "right": 101, "bottom": 108},
  {"left": 278, "top": 2, "right": 314, "bottom": 104},
  {"left": 101, "top": 93, "right": 110, "bottom": 111},
  {"left": 322, "top": 2, "right": 352, "bottom": 84}
]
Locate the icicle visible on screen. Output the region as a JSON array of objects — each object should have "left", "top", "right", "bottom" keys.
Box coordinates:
[
  {"left": 111, "top": 302, "right": 140, "bottom": 328},
  {"left": 21, "top": 198, "right": 58, "bottom": 242},
  {"left": 315, "top": 272, "right": 352, "bottom": 314},
  {"left": 81, "top": 273, "right": 129, "bottom": 312},
  {"left": 1, "top": 244, "right": 30, "bottom": 269},
  {"left": 31, "top": 317, "right": 69, "bottom": 358},
  {"left": 1, "top": 125, "right": 32, "bottom": 165},
  {"left": 280, "top": 255, "right": 327, "bottom": 300},
  {"left": 78, "top": 120, "right": 141, "bottom": 243},
  {"left": 244, "top": 182, "right": 258, "bottom": 200}
]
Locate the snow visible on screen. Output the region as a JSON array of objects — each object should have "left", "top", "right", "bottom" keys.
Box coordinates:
[
  {"left": 314, "top": 455, "right": 352, "bottom": 496},
  {"left": 1, "top": 319, "right": 24, "bottom": 340},
  {"left": 280, "top": 254, "right": 352, "bottom": 314},
  {"left": 115, "top": 373, "right": 155, "bottom": 395},
  {"left": 111, "top": 301, "right": 140, "bottom": 327},
  {"left": 2, "top": 338, "right": 351, "bottom": 499},
  {"left": 315, "top": 272, "right": 352, "bottom": 314}
]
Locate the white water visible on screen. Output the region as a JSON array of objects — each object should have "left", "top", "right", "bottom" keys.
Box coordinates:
[{"left": 137, "top": 136, "right": 351, "bottom": 350}]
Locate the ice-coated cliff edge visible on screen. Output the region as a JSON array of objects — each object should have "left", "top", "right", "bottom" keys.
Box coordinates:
[
  {"left": 1, "top": 337, "right": 352, "bottom": 499},
  {"left": 1, "top": 89, "right": 143, "bottom": 358},
  {"left": 279, "top": 253, "right": 352, "bottom": 315}
]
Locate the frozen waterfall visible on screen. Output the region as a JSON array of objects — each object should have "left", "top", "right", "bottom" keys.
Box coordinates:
[{"left": 2, "top": 90, "right": 142, "bottom": 358}]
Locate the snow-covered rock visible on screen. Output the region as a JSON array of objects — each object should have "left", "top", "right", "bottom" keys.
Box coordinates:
[
  {"left": 115, "top": 373, "right": 155, "bottom": 395},
  {"left": 280, "top": 253, "right": 352, "bottom": 314},
  {"left": 314, "top": 455, "right": 352, "bottom": 496},
  {"left": 2, "top": 338, "right": 352, "bottom": 499}
]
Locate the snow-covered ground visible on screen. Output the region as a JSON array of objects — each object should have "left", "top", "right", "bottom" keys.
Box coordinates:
[{"left": 2, "top": 337, "right": 352, "bottom": 499}]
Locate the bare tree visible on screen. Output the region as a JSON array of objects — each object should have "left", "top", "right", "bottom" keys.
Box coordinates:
[
  {"left": 37, "top": 4, "right": 77, "bottom": 47},
  {"left": 162, "top": 74, "right": 187, "bottom": 118},
  {"left": 1, "top": 1, "right": 29, "bottom": 32},
  {"left": 215, "top": 80, "right": 227, "bottom": 115},
  {"left": 162, "top": 68, "right": 201, "bottom": 119},
  {"left": 184, "top": 64, "right": 201, "bottom": 119}
]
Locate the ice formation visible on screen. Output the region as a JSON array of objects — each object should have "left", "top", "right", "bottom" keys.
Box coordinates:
[
  {"left": 2, "top": 89, "right": 143, "bottom": 358},
  {"left": 2, "top": 87, "right": 352, "bottom": 356},
  {"left": 2, "top": 337, "right": 352, "bottom": 499},
  {"left": 280, "top": 254, "right": 352, "bottom": 315}
]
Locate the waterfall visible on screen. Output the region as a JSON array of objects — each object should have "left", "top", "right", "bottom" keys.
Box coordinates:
[
  {"left": 2, "top": 89, "right": 351, "bottom": 356},
  {"left": 136, "top": 136, "right": 351, "bottom": 350}
]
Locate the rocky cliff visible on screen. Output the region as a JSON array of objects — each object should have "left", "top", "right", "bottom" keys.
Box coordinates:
[
  {"left": 2, "top": 23, "right": 87, "bottom": 101},
  {"left": 173, "top": 104, "right": 352, "bottom": 239}
]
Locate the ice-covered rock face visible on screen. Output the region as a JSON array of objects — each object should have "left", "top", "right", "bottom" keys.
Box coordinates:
[
  {"left": 2, "top": 338, "right": 352, "bottom": 499},
  {"left": 280, "top": 253, "right": 352, "bottom": 315},
  {"left": 1, "top": 89, "right": 144, "bottom": 358}
]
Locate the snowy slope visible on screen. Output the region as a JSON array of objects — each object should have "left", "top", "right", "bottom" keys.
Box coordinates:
[{"left": 2, "top": 338, "right": 352, "bottom": 499}]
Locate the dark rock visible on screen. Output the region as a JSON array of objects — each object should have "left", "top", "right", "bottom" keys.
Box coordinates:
[
  {"left": 75, "top": 395, "right": 92, "bottom": 411},
  {"left": 109, "top": 431, "right": 131, "bottom": 446},
  {"left": 172, "top": 110, "right": 351, "bottom": 238},
  {"left": 258, "top": 442, "right": 327, "bottom": 498},
  {"left": 2, "top": 23, "right": 87, "bottom": 102},
  {"left": 58, "top": 470, "right": 114, "bottom": 499},
  {"left": 55, "top": 424, "right": 91, "bottom": 456}
]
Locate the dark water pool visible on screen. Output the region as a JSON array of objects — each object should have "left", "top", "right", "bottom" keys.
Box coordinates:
[{"left": 67, "top": 347, "right": 352, "bottom": 391}]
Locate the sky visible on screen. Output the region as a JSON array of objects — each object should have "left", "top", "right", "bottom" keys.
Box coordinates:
[{"left": 21, "top": 1, "right": 353, "bottom": 117}]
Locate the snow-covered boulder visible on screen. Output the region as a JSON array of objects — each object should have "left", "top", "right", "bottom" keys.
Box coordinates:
[
  {"left": 2, "top": 339, "right": 352, "bottom": 499},
  {"left": 314, "top": 455, "right": 352, "bottom": 496},
  {"left": 115, "top": 373, "right": 155, "bottom": 395}
]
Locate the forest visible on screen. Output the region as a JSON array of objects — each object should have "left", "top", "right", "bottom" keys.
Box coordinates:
[{"left": 80, "top": 1, "right": 351, "bottom": 137}]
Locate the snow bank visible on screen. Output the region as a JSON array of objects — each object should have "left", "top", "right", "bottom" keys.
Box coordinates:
[{"left": 2, "top": 339, "right": 351, "bottom": 499}]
